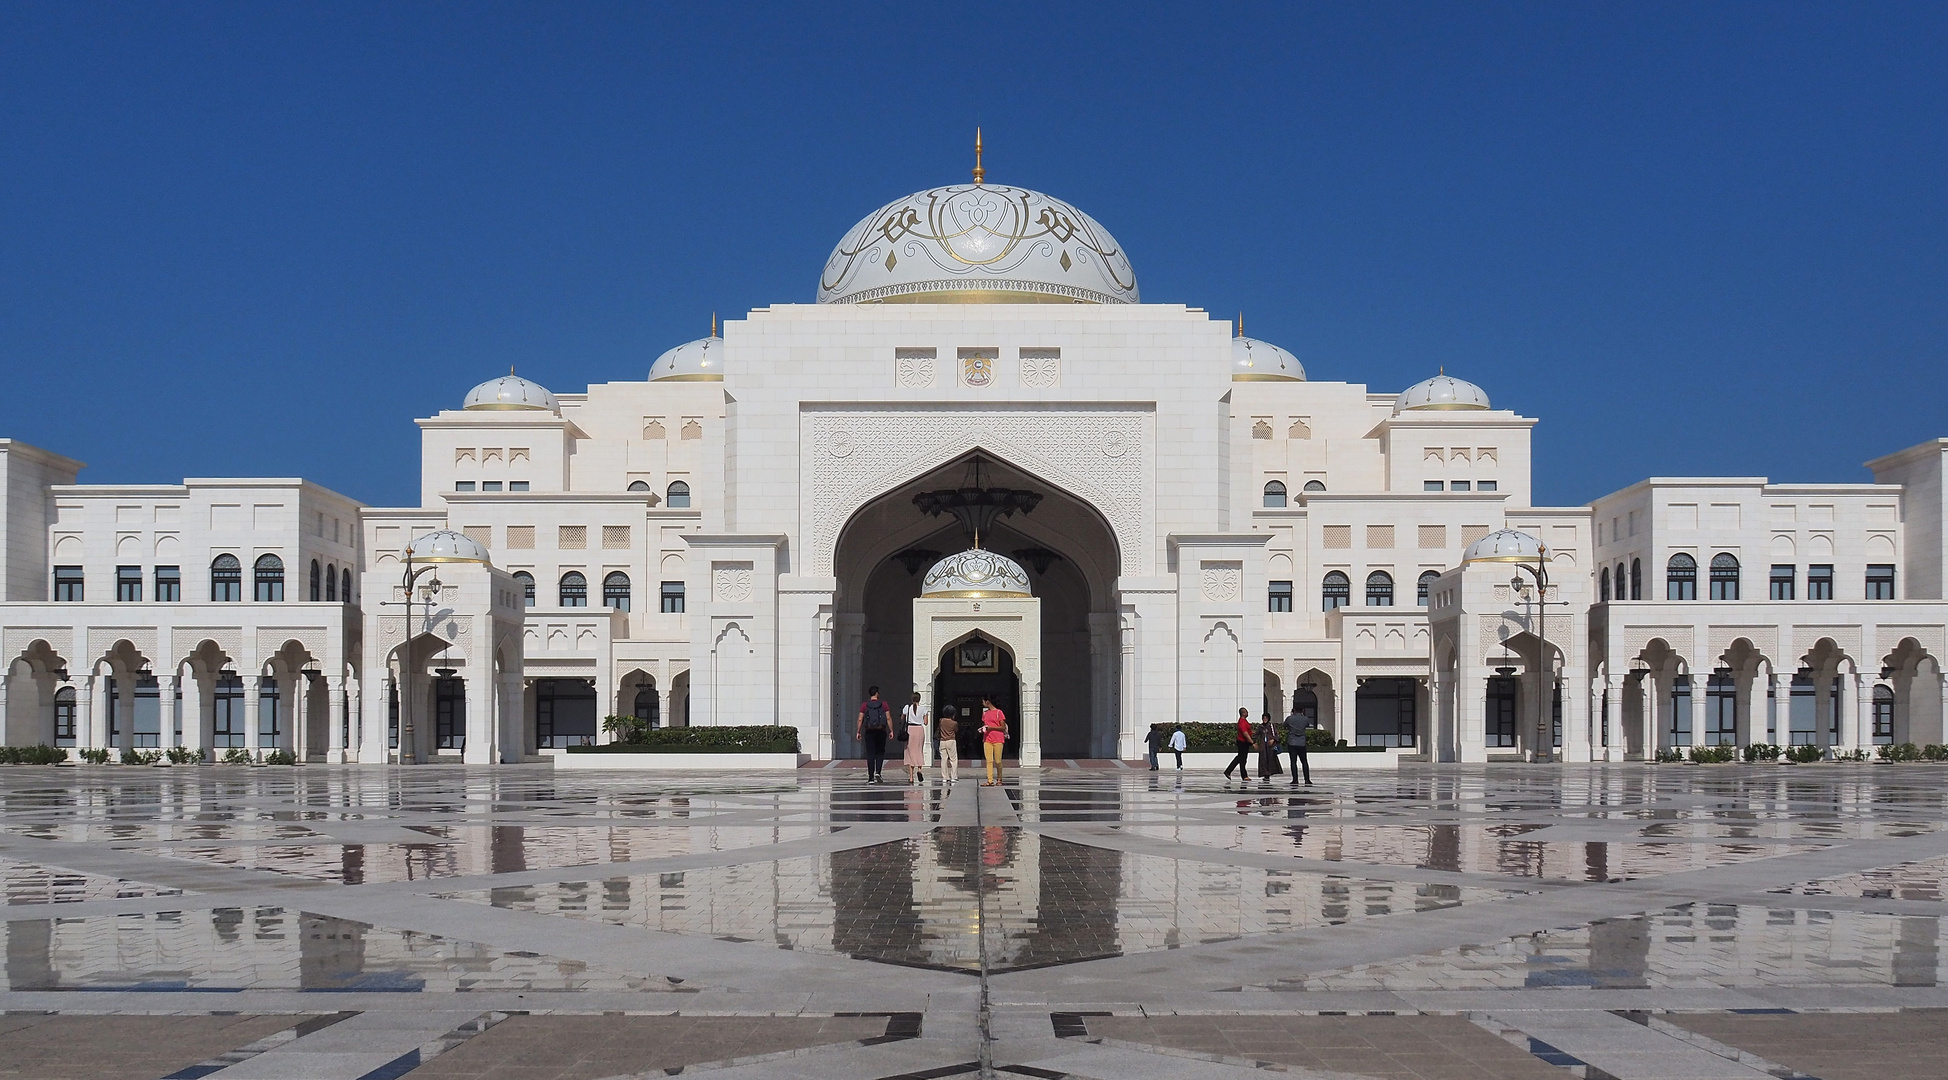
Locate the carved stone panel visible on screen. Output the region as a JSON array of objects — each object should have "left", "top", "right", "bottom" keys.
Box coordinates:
[
  {"left": 1200, "top": 562, "right": 1242, "bottom": 603},
  {"left": 713, "top": 562, "right": 754, "bottom": 604}
]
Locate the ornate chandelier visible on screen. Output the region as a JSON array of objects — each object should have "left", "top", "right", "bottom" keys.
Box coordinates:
[{"left": 912, "top": 456, "right": 1042, "bottom": 542}]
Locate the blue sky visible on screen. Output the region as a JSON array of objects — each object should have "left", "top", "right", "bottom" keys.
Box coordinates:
[{"left": 2, "top": 2, "right": 1942, "bottom": 508}]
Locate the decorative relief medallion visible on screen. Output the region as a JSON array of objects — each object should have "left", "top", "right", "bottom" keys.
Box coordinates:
[
  {"left": 804, "top": 409, "right": 1150, "bottom": 576},
  {"left": 895, "top": 354, "right": 935, "bottom": 389},
  {"left": 1200, "top": 562, "right": 1242, "bottom": 603},
  {"left": 713, "top": 562, "right": 754, "bottom": 604},
  {"left": 826, "top": 428, "right": 856, "bottom": 458},
  {"left": 1019, "top": 353, "right": 1060, "bottom": 388},
  {"left": 960, "top": 351, "right": 995, "bottom": 388}
]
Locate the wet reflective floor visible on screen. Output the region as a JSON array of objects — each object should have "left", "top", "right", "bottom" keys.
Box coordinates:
[{"left": 3, "top": 762, "right": 1948, "bottom": 1078}]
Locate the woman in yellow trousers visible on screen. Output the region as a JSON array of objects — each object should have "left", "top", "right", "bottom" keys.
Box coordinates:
[{"left": 980, "top": 694, "right": 1008, "bottom": 786}]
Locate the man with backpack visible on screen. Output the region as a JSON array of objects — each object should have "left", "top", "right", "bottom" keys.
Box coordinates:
[{"left": 856, "top": 686, "right": 893, "bottom": 784}]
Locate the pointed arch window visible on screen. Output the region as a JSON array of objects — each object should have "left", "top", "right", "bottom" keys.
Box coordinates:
[
  {"left": 1666, "top": 553, "right": 1696, "bottom": 600},
  {"left": 211, "top": 555, "right": 242, "bottom": 602},
  {"left": 341, "top": 568, "right": 353, "bottom": 603},
  {"left": 512, "top": 571, "right": 536, "bottom": 608},
  {"left": 1599, "top": 566, "right": 1611, "bottom": 602},
  {"left": 559, "top": 571, "right": 588, "bottom": 607},
  {"left": 603, "top": 571, "right": 631, "bottom": 612},
  {"left": 1365, "top": 570, "right": 1394, "bottom": 607},
  {"left": 309, "top": 560, "right": 322, "bottom": 601},
  {"left": 254, "top": 554, "right": 284, "bottom": 601},
  {"left": 1709, "top": 553, "right": 1740, "bottom": 600},
  {"left": 1630, "top": 557, "right": 1642, "bottom": 600},
  {"left": 325, "top": 563, "right": 337, "bottom": 601},
  {"left": 1262, "top": 481, "right": 1287, "bottom": 508},
  {"left": 1417, "top": 570, "right": 1440, "bottom": 606},
  {"left": 1321, "top": 571, "right": 1350, "bottom": 611},
  {"left": 666, "top": 481, "right": 691, "bottom": 508}
]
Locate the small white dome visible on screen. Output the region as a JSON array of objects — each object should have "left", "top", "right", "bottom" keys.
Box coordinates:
[
  {"left": 1461, "top": 528, "right": 1544, "bottom": 565},
  {"left": 1394, "top": 373, "right": 1490, "bottom": 414},
  {"left": 405, "top": 529, "right": 492, "bottom": 565},
  {"left": 1232, "top": 335, "right": 1304, "bottom": 381},
  {"left": 650, "top": 335, "right": 724, "bottom": 382},
  {"left": 921, "top": 548, "right": 1031, "bottom": 598},
  {"left": 463, "top": 374, "right": 558, "bottom": 412},
  {"left": 819, "top": 183, "right": 1138, "bottom": 305}
]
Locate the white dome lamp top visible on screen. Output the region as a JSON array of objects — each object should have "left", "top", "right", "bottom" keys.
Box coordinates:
[
  {"left": 921, "top": 546, "right": 1032, "bottom": 599},
  {"left": 463, "top": 369, "right": 559, "bottom": 413},
  {"left": 1394, "top": 370, "right": 1490, "bottom": 415},
  {"left": 818, "top": 130, "right": 1139, "bottom": 306},
  {"left": 649, "top": 315, "right": 726, "bottom": 382},
  {"left": 404, "top": 529, "right": 493, "bottom": 566},
  {"left": 1231, "top": 314, "right": 1305, "bottom": 381},
  {"left": 1461, "top": 528, "right": 1545, "bottom": 566}
]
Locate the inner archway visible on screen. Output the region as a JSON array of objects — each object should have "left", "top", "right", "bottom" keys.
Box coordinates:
[
  {"left": 934, "top": 635, "right": 1021, "bottom": 759},
  {"left": 832, "top": 451, "right": 1120, "bottom": 760}
]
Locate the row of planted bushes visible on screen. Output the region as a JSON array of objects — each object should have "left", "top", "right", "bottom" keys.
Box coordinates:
[
  {"left": 1655, "top": 743, "right": 1947, "bottom": 764},
  {"left": 1150, "top": 722, "right": 1380, "bottom": 753},
  {"left": 54, "top": 747, "right": 300, "bottom": 766},
  {"left": 569, "top": 720, "right": 801, "bottom": 754}
]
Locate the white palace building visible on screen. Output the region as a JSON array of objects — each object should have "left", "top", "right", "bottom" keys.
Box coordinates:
[{"left": 2, "top": 166, "right": 1946, "bottom": 766}]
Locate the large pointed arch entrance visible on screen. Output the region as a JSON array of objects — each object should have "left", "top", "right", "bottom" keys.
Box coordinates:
[{"left": 832, "top": 451, "right": 1120, "bottom": 761}]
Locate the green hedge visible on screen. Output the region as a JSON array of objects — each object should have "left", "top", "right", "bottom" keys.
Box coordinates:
[
  {"left": 0, "top": 745, "right": 68, "bottom": 765},
  {"left": 567, "top": 725, "right": 800, "bottom": 754},
  {"left": 1148, "top": 723, "right": 1384, "bottom": 753}
]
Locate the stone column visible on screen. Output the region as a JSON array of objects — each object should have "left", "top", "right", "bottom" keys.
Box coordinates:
[
  {"left": 1772, "top": 672, "right": 1791, "bottom": 746},
  {"left": 86, "top": 672, "right": 108, "bottom": 751},
  {"left": 1605, "top": 673, "right": 1625, "bottom": 761},
  {"left": 1561, "top": 666, "right": 1591, "bottom": 763},
  {"left": 1019, "top": 677, "right": 1042, "bottom": 769},
  {"left": 291, "top": 674, "right": 309, "bottom": 757},
  {"left": 500, "top": 672, "right": 524, "bottom": 761},
  {"left": 816, "top": 614, "right": 833, "bottom": 760},
  {"left": 158, "top": 675, "right": 178, "bottom": 752},
  {"left": 464, "top": 665, "right": 496, "bottom": 765},
  {"left": 1118, "top": 617, "right": 1138, "bottom": 759},
  {"left": 0, "top": 677, "right": 10, "bottom": 746},
  {"left": 326, "top": 676, "right": 347, "bottom": 763},
  {"left": 346, "top": 675, "right": 361, "bottom": 761},
  {"left": 1427, "top": 671, "right": 1445, "bottom": 759},
  {"left": 1846, "top": 671, "right": 1868, "bottom": 753},
  {"left": 1646, "top": 673, "right": 1665, "bottom": 757},
  {"left": 1687, "top": 673, "right": 1707, "bottom": 752}
]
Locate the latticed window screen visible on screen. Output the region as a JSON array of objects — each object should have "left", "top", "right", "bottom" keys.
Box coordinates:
[
  {"left": 463, "top": 526, "right": 491, "bottom": 548},
  {"left": 1366, "top": 525, "right": 1395, "bottom": 549},
  {"left": 559, "top": 526, "right": 587, "bottom": 550},
  {"left": 1460, "top": 525, "right": 1490, "bottom": 547},
  {"left": 602, "top": 526, "right": 631, "bottom": 550},
  {"left": 1419, "top": 525, "right": 1446, "bottom": 549},
  {"left": 506, "top": 526, "right": 535, "bottom": 550},
  {"left": 1322, "top": 526, "right": 1352, "bottom": 549}
]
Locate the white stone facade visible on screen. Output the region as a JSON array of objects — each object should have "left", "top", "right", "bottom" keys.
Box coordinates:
[{"left": 3, "top": 178, "right": 1945, "bottom": 764}]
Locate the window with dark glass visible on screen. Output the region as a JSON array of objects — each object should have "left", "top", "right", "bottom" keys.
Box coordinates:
[
  {"left": 254, "top": 554, "right": 284, "bottom": 601},
  {"left": 1477, "top": 480, "right": 1498, "bottom": 492},
  {"left": 435, "top": 677, "right": 466, "bottom": 750},
  {"left": 309, "top": 559, "right": 322, "bottom": 601},
  {"left": 1599, "top": 566, "right": 1611, "bottom": 602},
  {"left": 1630, "top": 558, "right": 1642, "bottom": 600},
  {"left": 1666, "top": 553, "right": 1697, "bottom": 600},
  {"left": 1807, "top": 564, "right": 1834, "bottom": 600},
  {"left": 1670, "top": 675, "right": 1693, "bottom": 746},
  {"left": 53, "top": 686, "right": 77, "bottom": 746},
  {"left": 454, "top": 481, "right": 476, "bottom": 492},
  {"left": 1267, "top": 580, "right": 1293, "bottom": 612},
  {"left": 1708, "top": 553, "right": 1740, "bottom": 600},
  {"left": 52, "top": 566, "right": 83, "bottom": 602},
  {"left": 1614, "top": 563, "right": 1626, "bottom": 600},
  {"left": 627, "top": 480, "right": 651, "bottom": 492},
  {"left": 666, "top": 481, "right": 691, "bottom": 508},
  {"left": 132, "top": 674, "right": 161, "bottom": 748},
  {"left": 257, "top": 676, "right": 281, "bottom": 748},
  {"left": 1486, "top": 677, "right": 1518, "bottom": 747},
  {"left": 1424, "top": 480, "right": 1443, "bottom": 492},
  {"left": 481, "top": 481, "right": 502, "bottom": 492},
  {"left": 660, "top": 581, "right": 685, "bottom": 613},
  {"left": 559, "top": 571, "right": 588, "bottom": 607},
  {"left": 1873, "top": 684, "right": 1895, "bottom": 743},
  {"left": 211, "top": 554, "right": 242, "bottom": 601},
  {"left": 1705, "top": 670, "right": 1737, "bottom": 746},
  {"left": 1417, "top": 570, "right": 1440, "bottom": 606},
  {"left": 212, "top": 672, "right": 246, "bottom": 748},
  {"left": 1321, "top": 571, "right": 1350, "bottom": 611},
  {"left": 1866, "top": 564, "right": 1896, "bottom": 600},
  {"left": 633, "top": 684, "right": 660, "bottom": 727},
  {"left": 154, "top": 565, "right": 180, "bottom": 601},
  {"left": 508, "top": 481, "right": 530, "bottom": 492},
  {"left": 1770, "top": 564, "right": 1795, "bottom": 600},
  {"left": 116, "top": 565, "right": 142, "bottom": 602},
  {"left": 1303, "top": 480, "right": 1326, "bottom": 492},
  {"left": 603, "top": 571, "right": 631, "bottom": 612},
  {"left": 535, "top": 678, "right": 597, "bottom": 748},
  {"left": 1450, "top": 480, "right": 1471, "bottom": 492},
  {"left": 512, "top": 571, "right": 535, "bottom": 607},
  {"left": 1354, "top": 677, "right": 1417, "bottom": 748},
  {"left": 1262, "top": 481, "right": 1287, "bottom": 508},
  {"left": 340, "top": 568, "right": 352, "bottom": 602},
  {"left": 325, "top": 563, "right": 337, "bottom": 601},
  {"left": 1366, "top": 570, "right": 1394, "bottom": 607}
]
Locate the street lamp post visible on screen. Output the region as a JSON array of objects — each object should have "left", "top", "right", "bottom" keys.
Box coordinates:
[
  {"left": 1463, "top": 529, "right": 1553, "bottom": 762},
  {"left": 390, "top": 530, "right": 492, "bottom": 765}
]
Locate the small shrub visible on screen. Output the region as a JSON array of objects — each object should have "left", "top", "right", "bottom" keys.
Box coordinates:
[
  {"left": 1305, "top": 727, "right": 1334, "bottom": 749},
  {"left": 120, "top": 748, "right": 162, "bottom": 766},
  {"left": 1654, "top": 748, "right": 1685, "bottom": 763},
  {"left": 1785, "top": 744, "right": 1823, "bottom": 764},
  {"left": 1880, "top": 742, "right": 1922, "bottom": 763},
  {"left": 165, "top": 747, "right": 201, "bottom": 765},
  {"left": 601, "top": 714, "right": 656, "bottom": 745},
  {"left": 567, "top": 725, "right": 801, "bottom": 754},
  {"left": 221, "top": 748, "right": 254, "bottom": 765},
  {"left": 1833, "top": 748, "right": 1869, "bottom": 762},
  {"left": 0, "top": 745, "right": 67, "bottom": 765},
  {"left": 79, "top": 747, "right": 111, "bottom": 765},
  {"left": 262, "top": 749, "right": 297, "bottom": 766},
  {"left": 1689, "top": 745, "right": 1735, "bottom": 763},
  {"left": 1925, "top": 744, "right": 1948, "bottom": 762},
  {"left": 1744, "top": 743, "right": 1783, "bottom": 763}
]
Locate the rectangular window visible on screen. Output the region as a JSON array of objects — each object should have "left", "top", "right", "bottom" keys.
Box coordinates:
[
  {"left": 435, "top": 677, "right": 465, "bottom": 751},
  {"left": 506, "top": 526, "right": 536, "bottom": 550},
  {"left": 559, "top": 525, "right": 587, "bottom": 550},
  {"left": 1424, "top": 480, "right": 1443, "bottom": 492},
  {"left": 1450, "top": 480, "right": 1472, "bottom": 492},
  {"left": 1366, "top": 525, "right": 1394, "bottom": 549},
  {"left": 1418, "top": 525, "right": 1446, "bottom": 549},
  {"left": 1705, "top": 673, "right": 1737, "bottom": 746},
  {"left": 1670, "top": 676, "right": 1693, "bottom": 746},
  {"left": 1807, "top": 564, "right": 1834, "bottom": 600},
  {"left": 481, "top": 480, "right": 503, "bottom": 492},
  {"left": 1354, "top": 676, "right": 1417, "bottom": 748},
  {"left": 1267, "top": 580, "right": 1293, "bottom": 612},
  {"left": 1866, "top": 564, "right": 1896, "bottom": 600},
  {"left": 1486, "top": 677, "right": 1518, "bottom": 748},
  {"left": 1322, "top": 525, "right": 1351, "bottom": 549},
  {"left": 660, "top": 581, "right": 685, "bottom": 613},
  {"left": 116, "top": 565, "right": 142, "bottom": 602},
  {"left": 52, "top": 566, "right": 83, "bottom": 602},
  {"left": 1476, "top": 480, "right": 1498, "bottom": 492},
  {"left": 213, "top": 674, "right": 246, "bottom": 748},
  {"left": 509, "top": 480, "right": 530, "bottom": 492},
  {"left": 53, "top": 691, "right": 77, "bottom": 746},
  {"left": 602, "top": 525, "right": 631, "bottom": 549},
  {"left": 1770, "top": 564, "right": 1795, "bottom": 600},
  {"left": 258, "top": 677, "right": 280, "bottom": 748},
  {"left": 453, "top": 481, "right": 476, "bottom": 492},
  {"left": 155, "top": 565, "right": 180, "bottom": 602},
  {"left": 132, "top": 675, "right": 161, "bottom": 748}
]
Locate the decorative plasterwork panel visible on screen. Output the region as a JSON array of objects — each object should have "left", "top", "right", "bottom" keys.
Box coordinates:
[
  {"left": 1018, "top": 352, "right": 1060, "bottom": 388},
  {"left": 1795, "top": 626, "right": 1863, "bottom": 664},
  {"left": 1200, "top": 562, "right": 1242, "bottom": 603},
  {"left": 896, "top": 353, "right": 935, "bottom": 389},
  {"left": 1876, "top": 624, "right": 1948, "bottom": 664},
  {"left": 176, "top": 628, "right": 244, "bottom": 663},
  {"left": 1622, "top": 625, "right": 1693, "bottom": 661},
  {"left": 94, "top": 628, "right": 158, "bottom": 662},
  {"left": 1708, "top": 625, "right": 1777, "bottom": 664},
  {"left": 4, "top": 628, "right": 73, "bottom": 662},
  {"left": 258, "top": 628, "right": 329, "bottom": 658},
  {"left": 713, "top": 562, "right": 754, "bottom": 603},
  {"left": 804, "top": 408, "right": 1152, "bottom": 576}
]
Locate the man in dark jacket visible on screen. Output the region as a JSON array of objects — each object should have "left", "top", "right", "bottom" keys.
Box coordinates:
[
  {"left": 1283, "top": 706, "right": 1314, "bottom": 786},
  {"left": 856, "top": 686, "right": 892, "bottom": 783}
]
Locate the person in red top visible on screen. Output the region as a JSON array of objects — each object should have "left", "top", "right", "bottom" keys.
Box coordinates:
[
  {"left": 979, "top": 695, "right": 1009, "bottom": 786},
  {"left": 1223, "top": 706, "right": 1255, "bottom": 780}
]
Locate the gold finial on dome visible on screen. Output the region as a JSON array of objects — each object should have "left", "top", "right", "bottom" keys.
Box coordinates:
[
  {"left": 972, "top": 128, "right": 985, "bottom": 185},
  {"left": 1236, "top": 312, "right": 1243, "bottom": 338},
  {"left": 509, "top": 365, "right": 515, "bottom": 376},
  {"left": 711, "top": 312, "right": 718, "bottom": 337}
]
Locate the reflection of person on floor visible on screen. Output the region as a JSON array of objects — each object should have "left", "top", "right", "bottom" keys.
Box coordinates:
[
  {"left": 856, "top": 686, "right": 891, "bottom": 784},
  {"left": 980, "top": 695, "right": 1008, "bottom": 786},
  {"left": 1223, "top": 708, "right": 1254, "bottom": 780},
  {"left": 937, "top": 709, "right": 960, "bottom": 784},
  {"left": 1257, "top": 713, "right": 1284, "bottom": 781},
  {"left": 1169, "top": 725, "right": 1187, "bottom": 769}
]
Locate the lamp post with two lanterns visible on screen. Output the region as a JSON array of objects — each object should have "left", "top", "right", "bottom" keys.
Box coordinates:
[{"left": 392, "top": 530, "right": 491, "bottom": 764}]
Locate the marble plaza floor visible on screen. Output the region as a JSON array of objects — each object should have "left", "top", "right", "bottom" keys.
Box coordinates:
[{"left": 4, "top": 764, "right": 1948, "bottom": 1078}]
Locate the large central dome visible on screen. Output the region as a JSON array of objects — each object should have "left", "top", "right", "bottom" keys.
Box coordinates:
[{"left": 818, "top": 183, "right": 1139, "bottom": 305}]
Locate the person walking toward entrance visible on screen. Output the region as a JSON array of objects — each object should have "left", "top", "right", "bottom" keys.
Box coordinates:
[
  {"left": 902, "top": 692, "right": 929, "bottom": 784},
  {"left": 1169, "top": 724, "right": 1187, "bottom": 769},
  {"left": 1283, "top": 703, "right": 1313, "bottom": 786},
  {"left": 980, "top": 695, "right": 1008, "bottom": 786},
  {"left": 1143, "top": 724, "right": 1162, "bottom": 770},
  {"left": 937, "top": 706, "right": 960, "bottom": 783},
  {"left": 1223, "top": 707, "right": 1254, "bottom": 780},
  {"left": 856, "top": 686, "right": 892, "bottom": 784}
]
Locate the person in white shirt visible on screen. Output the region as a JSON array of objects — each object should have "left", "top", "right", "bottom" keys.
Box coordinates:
[
  {"left": 901, "top": 693, "right": 929, "bottom": 784},
  {"left": 1168, "top": 725, "right": 1188, "bottom": 769}
]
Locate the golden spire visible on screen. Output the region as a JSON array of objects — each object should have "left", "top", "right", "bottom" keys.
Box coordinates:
[
  {"left": 1236, "top": 312, "right": 1243, "bottom": 338},
  {"left": 509, "top": 364, "right": 516, "bottom": 376},
  {"left": 972, "top": 128, "right": 985, "bottom": 185},
  {"left": 711, "top": 312, "right": 718, "bottom": 337}
]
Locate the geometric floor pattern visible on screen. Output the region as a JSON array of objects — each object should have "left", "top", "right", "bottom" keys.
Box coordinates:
[{"left": 3, "top": 762, "right": 1948, "bottom": 1078}]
